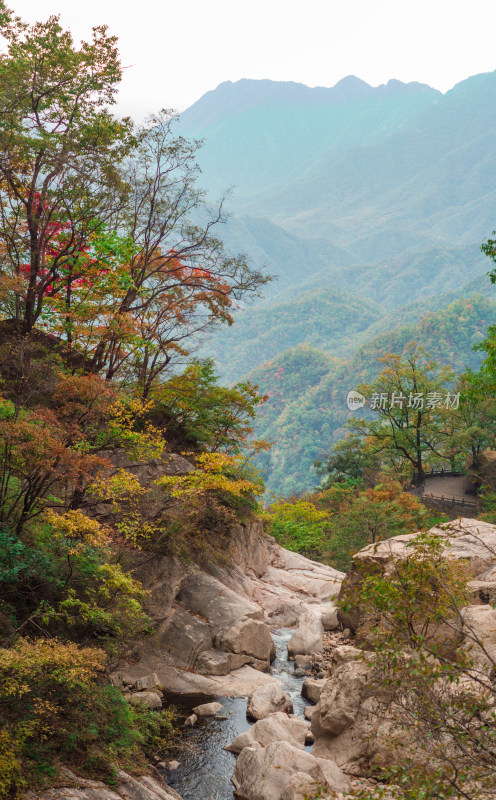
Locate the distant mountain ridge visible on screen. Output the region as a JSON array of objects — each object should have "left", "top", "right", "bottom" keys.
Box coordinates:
[
  {"left": 179, "top": 75, "right": 441, "bottom": 203},
  {"left": 177, "top": 71, "right": 496, "bottom": 494}
]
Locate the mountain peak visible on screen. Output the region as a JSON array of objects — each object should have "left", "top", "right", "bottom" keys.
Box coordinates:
[{"left": 331, "top": 75, "right": 373, "bottom": 100}]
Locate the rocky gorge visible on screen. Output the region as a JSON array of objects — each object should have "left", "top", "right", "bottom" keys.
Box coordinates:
[{"left": 26, "top": 512, "right": 496, "bottom": 800}]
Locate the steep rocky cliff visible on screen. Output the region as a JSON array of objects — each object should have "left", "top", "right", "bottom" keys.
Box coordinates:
[{"left": 113, "top": 516, "right": 344, "bottom": 697}]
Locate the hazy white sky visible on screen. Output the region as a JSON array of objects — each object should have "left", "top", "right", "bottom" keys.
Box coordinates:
[{"left": 7, "top": 0, "right": 496, "bottom": 117}]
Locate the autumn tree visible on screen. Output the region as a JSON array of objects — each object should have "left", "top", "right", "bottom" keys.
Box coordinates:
[
  {"left": 351, "top": 344, "right": 457, "bottom": 482},
  {"left": 83, "top": 113, "right": 268, "bottom": 391},
  {"left": 0, "top": 6, "right": 268, "bottom": 393},
  {"left": 0, "top": 6, "right": 132, "bottom": 333}
]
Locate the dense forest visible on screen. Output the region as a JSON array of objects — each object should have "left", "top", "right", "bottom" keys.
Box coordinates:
[
  {"left": 1, "top": 5, "right": 496, "bottom": 800},
  {"left": 0, "top": 8, "right": 269, "bottom": 793}
]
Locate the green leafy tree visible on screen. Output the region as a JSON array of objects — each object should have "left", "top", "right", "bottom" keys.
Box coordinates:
[
  {"left": 263, "top": 498, "right": 331, "bottom": 560},
  {"left": 317, "top": 479, "right": 440, "bottom": 571},
  {"left": 0, "top": 6, "right": 132, "bottom": 333},
  {"left": 352, "top": 344, "right": 456, "bottom": 482},
  {"left": 315, "top": 433, "right": 381, "bottom": 488},
  {"left": 149, "top": 359, "right": 267, "bottom": 453}
]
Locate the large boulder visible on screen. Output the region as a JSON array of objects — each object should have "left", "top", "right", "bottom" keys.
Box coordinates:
[
  {"left": 320, "top": 604, "right": 340, "bottom": 630},
  {"left": 114, "top": 661, "right": 278, "bottom": 700},
  {"left": 311, "top": 658, "right": 408, "bottom": 776},
  {"left": 194, "top": 648, "right": 251, "bottom": 676},
  {"left": 25, "top": 768, "right": 183, "bottom": 800},
  {"left": 153, "top": 608, "right": 212, "bottom": 670},
  {"left": 209, "top": 524, "right": 345, "bottom": 629},
  {"left": 177, "top": 571, "right": 264, "bottom": 627},
  {"left": 247, "top": 683, "right": 293, "bottom": 720},
  {"left": 133, "top": 569, "right": 275, "bottom": 675},
  {"left": 316, "top": 660, "right": 373, "bottom": 737},
  {"left": 287, "top": 608, "right": 324, "bottom": 657},
  {"left": 231, "top": 741, "right": 350, "bottom": 800},
  {"left": 225, "top": 712, "right": 309, "bottom": 754},
  {"left": 214, "top": 617, "right": 275, "bottom": 668},
  {"left": 301, "top": 677, "right": 326, "bottom": 704},
  {"left": 459, "top": 604, "right": 496, "bottom": 673},
  {"left": 338, "top": 518, "right": 496, "bottom": 637}
]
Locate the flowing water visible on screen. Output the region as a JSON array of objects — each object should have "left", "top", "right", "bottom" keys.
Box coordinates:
[{"left": 166, "top": 629, "right": 310, "bottom": 800}]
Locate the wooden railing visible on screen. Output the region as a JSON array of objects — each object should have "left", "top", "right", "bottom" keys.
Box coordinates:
[
  {"left": 421, "top": 492, "right": 478, "bottom": 511},
  {"left": 411, "top": 468, "right": 464, "bottom": 487},
  {"left": 408, "top": 469, "right": 479, "bottom": 513}
]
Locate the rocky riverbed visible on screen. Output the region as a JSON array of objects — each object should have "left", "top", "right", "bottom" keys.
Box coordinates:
[{"left": 26, "top": 517, "right": 496, "bottom": 800}]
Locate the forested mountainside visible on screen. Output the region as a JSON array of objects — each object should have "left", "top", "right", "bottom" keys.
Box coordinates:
[
  {"left": 248, "top": 294, "right": 496, "bottom": 497},
  {"left": 176, "top": 72, "right": 496, "bottom": 494},
  {"left": 180, "top": 71, "right": 496, "bottom": 273}
]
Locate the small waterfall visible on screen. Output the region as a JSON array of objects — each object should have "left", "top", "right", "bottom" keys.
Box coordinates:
[{"left": 167, "top": 628, "right": 310, "bottom": 800}]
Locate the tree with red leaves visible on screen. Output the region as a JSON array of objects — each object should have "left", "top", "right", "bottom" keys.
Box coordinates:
[{"left": 0, "top": 7, "right": 269, "bottom": 393}]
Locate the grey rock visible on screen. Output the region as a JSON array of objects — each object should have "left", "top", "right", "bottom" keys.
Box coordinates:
[
  {"left": 127, "top": 691, "right": 162, "bottom": 709},
  {"left": 247, "top": 683, "right": 293, "bottom": 720},
  {"left": 332, "top": 644, "right": 363, "bottom": 667},
  {"left": 215, "top": 617, "right": 275, "bottom": 667},
  {"left": 294, "top": 654, "right": 313, "bottom": 670},
  {"left": 26, "top": 768, "right": 184, "bottom": 800},
  {"left": 226, "top": 712, "right": 309, "bottom": 754},
  {"left": 183, "top": 713, "right": 197, "bottom": 727},
  {"left": 194, "top": 648, "right": 250, "bottom": 676},
  {"left": 321, "top": 606, "right": 340, "bottom": 631},
  {"left": 133, "top": 673, "right": 160, "bottom": 691},
  {"left": 301, "top": 678, "right": 326, "bottom": 704},
  {"left": 154, "top": 608, "right": 213, "bottom": 670},
  {"left": 287, "top": 608, "right": 324, "bottom": 657},
  {"left": 192, "top": 701, "right": 223, "bottom": 717},
  {"left": 231, "top": 741, "right": 350, "bottom": 800}
]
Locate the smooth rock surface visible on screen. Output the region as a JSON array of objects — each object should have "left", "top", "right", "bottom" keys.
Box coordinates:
[
  {"left": 460, "top": 603, "right": 496, "bottom": 672},
  {"left": 25, "top": 768, "right": 183, "bottom": 800},
  {"left": 231, "top": 741, "right": 350, "bottom": 800},
  {"left": 225, "top": 712, "right": 309, "bottom": 754},
  {"left": 116, "top": 662, "right": 278, "bottom": 699},
  {"left": 301, "top": 677, "right": 326, "bottom": 704},
  {"left": 114, "top": 518, "right": 344, "bottom": 691},
  {"left": 287, "top": 608, "right": 324, "bottom": 656},
  {"left": 247, "top": 683, "right": 294, "bottom": 720},
  {"left": 192, "top": 701, "right": 223, "bottom": 717}
]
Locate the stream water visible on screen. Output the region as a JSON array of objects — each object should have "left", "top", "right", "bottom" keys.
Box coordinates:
[{"left": 166, "top": 629, "right": 310, "bottom": 800}]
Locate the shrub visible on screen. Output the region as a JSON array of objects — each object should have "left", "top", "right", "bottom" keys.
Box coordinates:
[
  {"left": 263, "top": 499, "right": 331, "bottom": 560},
  {"left": 0, "top": 638, "right": 176, "bottom": 797}
]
